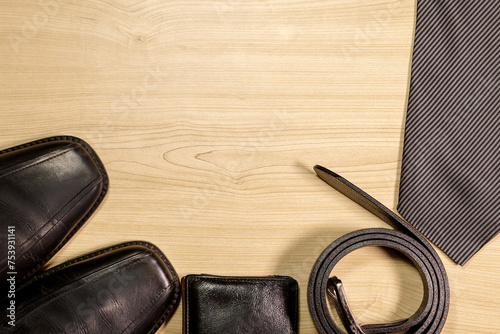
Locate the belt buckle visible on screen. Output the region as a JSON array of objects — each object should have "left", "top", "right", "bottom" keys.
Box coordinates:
[{"left": 327, "top": 277, "right": 366, "bottom": 334}]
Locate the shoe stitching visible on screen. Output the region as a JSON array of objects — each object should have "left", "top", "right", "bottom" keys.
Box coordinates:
[
  {"left": 16, "top": 254, "right": 151, "bottom": 321},
  {"left": 15, "top": 241, "right": 180, "bottom": 333},
  {"left": 0, "top": 147, "right": 72, "bottom": 180},
  {"left": 120, "top": 286, "right": 169, "bottom": 334},
  {"left": 15, "top": 175, "right": 100, "bottom": 252},
  {"left": 0, "top": 136, "right": 109, "bottom": 282}
]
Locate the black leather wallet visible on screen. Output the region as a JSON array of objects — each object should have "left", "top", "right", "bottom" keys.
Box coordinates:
[{"left": 182, "top": 274, "right": 299, "bottom": 334}]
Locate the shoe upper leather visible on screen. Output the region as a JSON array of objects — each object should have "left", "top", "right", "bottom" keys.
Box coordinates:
[
  {"left": 1, "top": 242, "right": 180, "bottom": 334},
  {"left": 0, "top": 138, "right": 107, "bottom": 283}
]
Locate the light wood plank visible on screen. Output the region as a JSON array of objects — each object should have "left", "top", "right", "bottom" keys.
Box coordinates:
[{"left": 1, "top": 0, "right": 498, "bottom": 333}]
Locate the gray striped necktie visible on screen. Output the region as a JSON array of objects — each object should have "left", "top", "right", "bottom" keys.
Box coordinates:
[{"left": 397, "top": 1, "right": 499, "bottom": 265}]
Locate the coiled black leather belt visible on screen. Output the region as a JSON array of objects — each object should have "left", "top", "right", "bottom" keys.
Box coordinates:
[{"left": 308, "top": 165, "right": 450, "bottom": 334}]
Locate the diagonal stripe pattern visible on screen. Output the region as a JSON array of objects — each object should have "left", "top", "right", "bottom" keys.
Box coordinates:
[{"left": 398, "top": 0, "right": 499, "bottom": 265}]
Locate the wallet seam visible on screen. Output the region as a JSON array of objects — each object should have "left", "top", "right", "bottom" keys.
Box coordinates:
[
  {"left": 293, "top": 280, "right": 298, "bottom": 333},
  {"left": 186, "top": 276, "right": 295, "bottom": 283},
  {"left": 184, "top": 276, "right": 191, "bottom": 334}
]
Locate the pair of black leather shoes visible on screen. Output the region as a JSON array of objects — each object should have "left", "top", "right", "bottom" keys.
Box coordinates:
[{"left": 0, "top": 136, "right": 180, "bottom": 333}]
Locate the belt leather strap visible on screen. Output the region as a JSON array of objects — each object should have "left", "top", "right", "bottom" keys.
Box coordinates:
[{"left": 308, "top": 165, "right": 450, "bottom": 334}]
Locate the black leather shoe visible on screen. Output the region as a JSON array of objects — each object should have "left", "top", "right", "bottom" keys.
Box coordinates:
[
  {"left": 1, "top": 241, "right": 181, "bottom": 333},
  {"left": 0, "top": 136, "right": 108, "bottom": 284}
]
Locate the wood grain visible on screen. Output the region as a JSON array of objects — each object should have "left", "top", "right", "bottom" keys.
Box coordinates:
[{"left": 1, "top": 0, "right": 498, "bottom": 333}]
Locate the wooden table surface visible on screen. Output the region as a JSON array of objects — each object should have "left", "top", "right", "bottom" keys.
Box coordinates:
[{"left": 1, "top": 0, "right": 499, "bottom": 333}]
